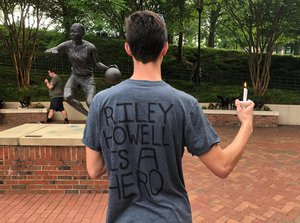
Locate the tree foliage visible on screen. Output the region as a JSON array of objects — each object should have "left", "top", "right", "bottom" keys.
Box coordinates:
[
  {"left": 43, "top": 0, "right": 88, "bottom": 40},
  {"left": 1, "top": 0, "right": 299, "bottom": 90},
  {"left": 0, "top": 0, "right": 49, "bottom": 88},
  {"left": 276, "top": 1, "right": 300, "bottom": 55},
  {"left": 223, "top": 0, "right": 299, "bottom": 95}
]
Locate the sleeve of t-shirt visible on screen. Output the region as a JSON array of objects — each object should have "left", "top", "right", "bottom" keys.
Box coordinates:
[
  {"left": 50, "top": 76, "right": 58, "bottom": 87},
  {"left": 184, "top": 102, "right": 220, "bottom": 156},
  {"left": 82, "top": 98, "right": 101, "bottom": 152}
]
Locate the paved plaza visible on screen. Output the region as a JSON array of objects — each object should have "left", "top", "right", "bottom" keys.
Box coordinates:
[{"left": 0, "top": 125, "right": 299, "bottom": 222}]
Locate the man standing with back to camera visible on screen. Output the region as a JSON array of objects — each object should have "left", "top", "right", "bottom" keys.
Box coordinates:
[{"left": 83, "top": 10, "right": 254, "bottom": 223}]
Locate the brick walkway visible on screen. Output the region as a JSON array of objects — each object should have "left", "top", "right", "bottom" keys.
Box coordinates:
[{"left": 0, "top": 125, "right": 299, "bottom": 222}]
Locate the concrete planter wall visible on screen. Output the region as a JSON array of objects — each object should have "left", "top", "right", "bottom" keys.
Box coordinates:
[
  {"left": 0, "top": 102, "right": 86, "bottom": 123},
  {"left": 0, "top": 107, "right": 47, "bottom": 125},
  {"left": 1, "top": 102, "right": 299, "bottom": 126},
  {"left": 200, "top": 103, "right": 300, "bottom": 126},
  {"left": 203, "top": 109, "right": 279, "bottom": 127},
  {"left": 267, "top": 104, "right": 300, "bottom": 126}
]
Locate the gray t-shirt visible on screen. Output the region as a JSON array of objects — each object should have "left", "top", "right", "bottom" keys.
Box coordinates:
[
  {"left": 49, "top": 75, "right": 63, "bottom": 98},
  {"left": 83, "top": 79, "right": 220, "bottom": 223}
]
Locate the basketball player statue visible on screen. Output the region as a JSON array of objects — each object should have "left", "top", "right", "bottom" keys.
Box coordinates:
[{"left": 45, "top": 23, "right": 120, "bottom": 116}]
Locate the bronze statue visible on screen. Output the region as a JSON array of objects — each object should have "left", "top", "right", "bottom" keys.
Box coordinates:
[{"left": 45, "top": 23, "right": 110, "bottom": 116}]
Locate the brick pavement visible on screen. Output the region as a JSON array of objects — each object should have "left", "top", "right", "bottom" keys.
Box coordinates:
[{"left": 0, "top": 125, "right": 299, "bottom": 222}]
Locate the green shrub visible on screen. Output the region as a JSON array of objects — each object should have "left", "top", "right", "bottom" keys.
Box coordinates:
[{"left": 1, "top": 37, "right": 299, "bottom": 104}]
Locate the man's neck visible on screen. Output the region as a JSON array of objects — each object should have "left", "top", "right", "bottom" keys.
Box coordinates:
[{"left": 130, "top": 59, "right": 162, "bottom": 81}]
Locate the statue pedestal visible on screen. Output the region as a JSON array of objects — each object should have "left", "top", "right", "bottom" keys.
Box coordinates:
[
  {"left": 0, "top": 108, "right": 47, "bottom": 125},
  {"left": 0, "top": 124, "right": 108, "bottom": 194}
]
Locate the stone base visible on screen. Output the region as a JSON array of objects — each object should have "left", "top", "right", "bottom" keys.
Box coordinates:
[
  {"left": 0, "top": 108, "right": 48, "bottom": 125},
  {"left": 0, "top": 124, "right": 108, "bottom": 194},
  {"left": 204, "top": 110, "right": 279, "bottom": 127}
]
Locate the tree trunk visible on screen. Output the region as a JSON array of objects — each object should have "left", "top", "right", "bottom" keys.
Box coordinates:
[
  {"left": 207, "top": 5, "right": 221, "bottom": 48},
  {"left": 62, "top": 4, "right": 72, "bottom": 40},
  {"left": 177, "top": 0, "right": 185, "bottom": 64},
  {"left": 9, "top": 36, "right": 34, "bottom": 88},
  {"left": 293, "top": 42, "right": 299, "bottom": 55},
  {"left": 168, "top": 34, "right": 174, "bottom": 44},
  {"left": 207, "top": 24, "right": 216, "bottom": 48},
  {"left": 12, "top": 54, "right": 21, "bottom": 88},
  {"left": 248, "top": 53, "right": 271, "bottom": 95},
  {"left": 177, "top": 32, "right": 183, "bottom": 63}
]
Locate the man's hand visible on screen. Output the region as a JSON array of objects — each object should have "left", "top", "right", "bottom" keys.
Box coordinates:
[
  {"left": 235, "top": 99, "right": 254, "bottom": 127},
  {"left": 44, "top": 79, "right": 49, "bottom": 84}
]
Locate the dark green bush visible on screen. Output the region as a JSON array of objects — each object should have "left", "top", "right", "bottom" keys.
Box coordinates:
[{"left": 1, "top": 37, "right": 299, "bottom": 104}]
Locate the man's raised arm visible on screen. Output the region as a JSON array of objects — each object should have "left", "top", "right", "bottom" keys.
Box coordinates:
[{"left": 199, "top": 99, "right": 254, "bottom": 179}]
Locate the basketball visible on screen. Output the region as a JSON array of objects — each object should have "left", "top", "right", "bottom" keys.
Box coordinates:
[{"left": 105, "top": 66, "right": 121, "bottom": 84}]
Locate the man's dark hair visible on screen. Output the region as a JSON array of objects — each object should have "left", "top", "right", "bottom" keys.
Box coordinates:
[
  {"left": 49, "top": 68, "right": 57, "bottom": 73},
  {"left": 125, "top": 10, "right": 167, "bottom": 64}
]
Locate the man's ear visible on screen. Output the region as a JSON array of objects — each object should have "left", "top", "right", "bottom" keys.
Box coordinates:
[
  {"left": 124, "top": 42, "right": 133, "bottom": 56},
  {"left": 161, "top": 42, "right": 168, "bottom": 56}
]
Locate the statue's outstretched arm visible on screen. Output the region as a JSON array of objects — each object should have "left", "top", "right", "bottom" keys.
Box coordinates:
[
  {"left": 44, "top": 42, "right": 67, "bottom": 55},
  {"left": 44, "top": 47, "right": 59, "bottom": 55}
]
